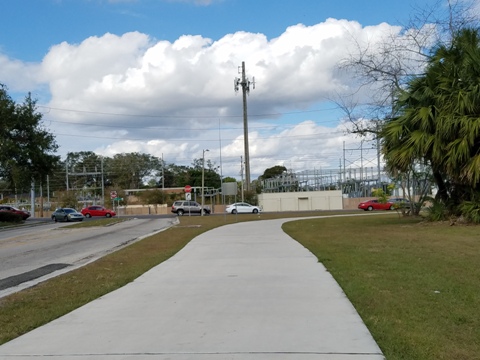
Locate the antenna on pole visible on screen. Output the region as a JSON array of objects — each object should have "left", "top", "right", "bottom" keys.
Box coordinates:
[{"left": 234, "top": 61, "right": 254, "bottom": 192}]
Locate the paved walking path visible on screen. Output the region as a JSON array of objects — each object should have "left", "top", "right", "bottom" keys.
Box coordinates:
[{"left": 0, "top": 217, "right": 384, "bottom": 359}]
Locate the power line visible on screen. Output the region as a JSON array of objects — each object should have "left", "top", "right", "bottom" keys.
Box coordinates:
[
  {"left": 37, "top": 104, "right": 340, "bottom": 119},
  {"left": 43, "top": 117, "right": 340, "bottom": 131},
  {"left": 50, "top": 129, "right": 345, "bottom": 142}
]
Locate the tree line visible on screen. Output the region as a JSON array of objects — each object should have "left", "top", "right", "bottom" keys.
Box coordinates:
[
  {"left": 0, "top": 83, "right": 274, "bottom": 208},
  {"left": 0, "top": 85, "right": 235, "bottom": 200},
  {"left": 62, "top": 151, "right": 228, "bottom": 192}
]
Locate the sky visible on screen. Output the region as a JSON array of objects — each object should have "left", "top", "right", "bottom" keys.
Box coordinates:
[{"left": 0, "top": 0, "right": 460, "bottom": 181}]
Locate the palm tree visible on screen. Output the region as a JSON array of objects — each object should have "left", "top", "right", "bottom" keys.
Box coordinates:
[{"left": 382, "top": 28, "right": 480, "bottom": 209}]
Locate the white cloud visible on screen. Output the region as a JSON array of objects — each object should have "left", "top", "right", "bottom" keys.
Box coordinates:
[
  {"left": 2, "top": 18, "right": 408, "bottom": 179},
  {"left": 0, "top": 55, "right": 43, "bottom": 92}
]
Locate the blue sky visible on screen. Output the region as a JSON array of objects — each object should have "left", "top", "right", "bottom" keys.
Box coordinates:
[
  {"left": 3, "top": 0, "right": 428, "bottom": 61},
  {"left": 0, "top": 0, "right": 453, "bottom": 180}
]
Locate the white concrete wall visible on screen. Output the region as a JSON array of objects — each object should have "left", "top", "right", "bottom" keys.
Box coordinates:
[{"left": 258, "top": 190, "right": 343, "bottom": 212}]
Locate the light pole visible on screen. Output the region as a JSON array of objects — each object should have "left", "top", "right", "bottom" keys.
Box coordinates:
[{"left": 201, "top": 149, "right": 209, "bottom": 216}]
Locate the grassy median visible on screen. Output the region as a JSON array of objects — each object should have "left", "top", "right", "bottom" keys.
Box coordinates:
[{"left": 283, "top": 215, "right": 480, "bottom": 360}]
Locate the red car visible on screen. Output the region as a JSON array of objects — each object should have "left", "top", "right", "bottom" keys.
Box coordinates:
[
  {"left": 0, "top": 205, "right": 31, "bottom": 220},
  {"left": 81, "top": 205, "right": 116, "bottom": 218},
  {"left": 358, "top": 199, "right": 395, "bottom": 211}
]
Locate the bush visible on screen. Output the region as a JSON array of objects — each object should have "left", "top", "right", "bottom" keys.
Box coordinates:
[
  {"left": 371, "top": 188, "right": 388, "bottom": 203},
  {"left": 424, "top": 199, "right": 449, "bottom": 222},
  {"left": 0, "top": 211, "right": 23, "bottom": 223},
  {"left": 138, "top": 189, "right": 167, "bottom": 206},
  {"left": 460, "top": 200, "right": 480, "bottom": 224},
  {"left": 55, "top": 191, "right": 80, "bottom": 208}
]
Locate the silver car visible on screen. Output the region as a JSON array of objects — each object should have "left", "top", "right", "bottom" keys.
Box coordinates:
[
  {"left": 51, "top": 208, "right": 85, "bottom": 222},
  {"left": 171, "top": 201, "right": 211, "bottom": 216}
]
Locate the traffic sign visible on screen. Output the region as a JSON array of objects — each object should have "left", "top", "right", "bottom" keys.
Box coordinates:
[
  {"left": 110, "top": 191, "right": 117, "bottom": 199},
  {"left": 184, "top": 185, "right": 192, "bottom": 193}
]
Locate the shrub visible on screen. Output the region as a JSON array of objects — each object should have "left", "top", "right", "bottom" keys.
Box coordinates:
[
  {"left": 424, "top": 199, "right": 449, "bottom": 222},
  {"left": 55, "top": 191, "right": 80, "bottom": 208},
  {"left": 371, "top": 188, "right": 388, "bottom": 203},
  {"left": 460, "top": 199, "right": 480, "bottom": 224}
]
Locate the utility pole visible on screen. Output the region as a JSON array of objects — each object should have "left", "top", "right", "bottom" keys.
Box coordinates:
[
  {"left": 101, "top": 156, "right": 105, "bottom": 206},
  {"left": 30, "top": 180, "right": 35, "bottom": 218},
  {"left": 219, "top": 119, "right": 225, "bottom": 206},
  {"left": 375, "top": 121, "right": 381, "bottom": 189},
  {"left": 161, "top": 153, "right": 165, "bottom": 191},
  {"left": 234, "top": 61, "right": 255, "bottom": 192},
  {"left": 66, "top": 161, "right": 69, "bottom": 191},
  {"left": 240, "top": 156, "right": 244, "bottom": 202},
  {"left": 201, "top": 149, "right": 209, "bottom": 216}
]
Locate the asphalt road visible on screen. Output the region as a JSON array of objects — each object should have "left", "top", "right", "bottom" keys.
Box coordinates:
[{"left": 0, "top": 215, "right": 178, "bottom": 298}]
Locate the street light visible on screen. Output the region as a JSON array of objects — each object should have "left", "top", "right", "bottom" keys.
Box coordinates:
[{"left": 201, "top": 149, "right": 209, "bottom": 216}]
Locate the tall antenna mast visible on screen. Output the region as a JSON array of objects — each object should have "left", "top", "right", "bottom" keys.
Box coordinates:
[{"left": 234, "top": 61, "right": 255, "bottom": 192}]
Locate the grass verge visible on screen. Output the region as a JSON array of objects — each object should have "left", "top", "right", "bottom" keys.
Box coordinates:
[
  {"left": 0, "top": 211, "right": 350, "bottom": 345},
  {"left": 65, "top": 217, "right": 127, "bottom": 228},
  {"left": 282, "top": 215, "right": 480, "bottom": 360}
]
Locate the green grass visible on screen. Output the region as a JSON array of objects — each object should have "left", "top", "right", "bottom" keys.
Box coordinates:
[
  {"left": 282, "top": 215, "right": 480, "bottom": 360},
  {"left": 1, "top": 211, "right": 478, "bottom": 359}
]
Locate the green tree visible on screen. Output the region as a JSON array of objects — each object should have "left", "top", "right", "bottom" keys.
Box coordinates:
[
  {"left": 382, "top": 28, "right": 480, "bottom": 213},
  {"left": 138, "top": 189, "right": 168, "bottom": 208},
  {"left": 371, "top": 188, "right": 388, "bottom": 203},
  {"left": 260, "top": 165, "right": 287, "bottom": 180},
  {"left": 65, "top": 151, "right": 104, "bottom": 190},
  {"left": 164, "top": 164, "right": 190, "bottom": 187},
  {"left": 56, "top": 190, "right": 81, "bottom": 209},
  {"left": 0, "top": 87, "right": 59, "bottom": 194},
  {"left": 106, "top": 153, "right": 161, "bottom": 189},
  {"left": 223, "top": 176, "right": 237, "bottom": 183},
  {"left": 189, "top": 158, "right": 221, "bottom": 188}
]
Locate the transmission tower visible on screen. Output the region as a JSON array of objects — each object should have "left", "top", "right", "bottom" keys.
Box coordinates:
[{"left": 234, "top": 61, "right": 255, "bottom": 192}]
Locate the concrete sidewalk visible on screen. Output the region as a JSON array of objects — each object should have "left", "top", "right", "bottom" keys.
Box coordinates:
[{"left": 0, "top": 218, "right": 384, "bottom": 359}]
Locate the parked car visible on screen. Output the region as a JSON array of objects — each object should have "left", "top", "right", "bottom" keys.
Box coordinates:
[
  {"left": 226, "top": 202, "right": 261, "bottom": 214},
  {"left": 0, "top": 205, "right": 30, "bottom": 220},
  {"left": 81, "top": 205, "right": 116, "bottom": 218},
  {"left": 171, "top": 201, "right": 210, "bottom": 216},
  {"left": 388, "top": 198, "right": 411, "bottom": 208},
  {"left": 358, "top": 199, "right": 395, "bottom": 211},
  {"left": 51, "top": 208, "right": 85, "bottom": 222}
]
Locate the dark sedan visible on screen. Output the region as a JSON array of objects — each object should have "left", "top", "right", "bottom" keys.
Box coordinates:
[{"left": 0, "top": 205, "right": 31, "bottom": 220}]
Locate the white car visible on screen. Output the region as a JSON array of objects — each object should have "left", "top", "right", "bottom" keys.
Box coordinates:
[{"left": 225, "top": 202, "right": 261, "bottom": 214}]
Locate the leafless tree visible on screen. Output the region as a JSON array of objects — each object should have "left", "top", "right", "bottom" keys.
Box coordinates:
[{"left": 337, "top": 0, "right": 480, "bottom": 135}]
